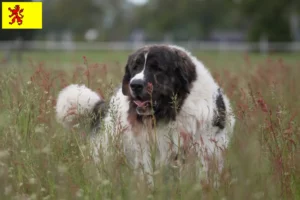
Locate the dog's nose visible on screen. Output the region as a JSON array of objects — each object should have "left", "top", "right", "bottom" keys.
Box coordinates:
[{"left": 130, "top": 79, "right": 144, "bottom": 94}]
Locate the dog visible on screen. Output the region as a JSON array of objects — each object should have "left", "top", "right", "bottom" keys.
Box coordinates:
[{"left": 56, "top": 44, "right": 235, "bottom": 182}]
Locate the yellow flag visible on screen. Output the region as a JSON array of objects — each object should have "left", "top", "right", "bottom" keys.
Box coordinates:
[{"left": 2, "top": 2, "right": 42, "bottom": 29}]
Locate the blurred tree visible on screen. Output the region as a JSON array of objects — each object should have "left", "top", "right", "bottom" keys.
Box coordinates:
[
  {"left": 132, "top": 0, "right": 237, "bottom": 40},
  {"left": 3, "top": 0, "right": 299, "bottom": 43},
  {"left": 239, "top": 0, "right": 298, "bottom": 42},
  {"left": 43, "top": 0, "right": 103, "bottom": 40},
  {"left": 98, "top": 0, "right": 137, "bottom": 41}
]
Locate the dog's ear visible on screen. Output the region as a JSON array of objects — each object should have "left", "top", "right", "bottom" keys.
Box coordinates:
[
  {"left": 122, "top": 63, "right": 131, "bottom": 96},
  {"left": 174, "top": 49, "right": 196, "bottom": 93},
  {"left": 122, "top": 54, "right": 136, "bottom": 96}
]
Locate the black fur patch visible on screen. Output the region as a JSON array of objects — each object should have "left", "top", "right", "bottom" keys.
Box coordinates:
[
  {"left": 213, "top": 88, "right": 226, "bottom": 130},
  {"left": 91, "top": 100, "right": 107, "bottom": 130}
]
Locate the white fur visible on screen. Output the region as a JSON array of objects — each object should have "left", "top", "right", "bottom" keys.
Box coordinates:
[
  {"left": 56, "top": 84, "right": 102, "bottom": 129},
  {"left": 130, "top": 52, "right": 148, "bottom": 83},
  {"left": 56, "top": 45, "right": 235, "bottom": 182}
]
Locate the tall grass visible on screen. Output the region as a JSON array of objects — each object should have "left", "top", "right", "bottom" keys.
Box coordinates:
[{"left": 0, "top": 54, "right": 299, "bottom": 200}]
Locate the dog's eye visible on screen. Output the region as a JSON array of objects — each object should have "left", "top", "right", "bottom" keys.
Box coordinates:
[
  {"left": 132, "top": 65, "right": 139, "bottom": 71},
  {"left": 135, "top": 59, "right": 143, "bottom": 65}
]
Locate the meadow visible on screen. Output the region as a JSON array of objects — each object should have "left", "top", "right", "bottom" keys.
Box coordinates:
[{"left": 0, "top": 50, "right": 299, "bottom": 200}]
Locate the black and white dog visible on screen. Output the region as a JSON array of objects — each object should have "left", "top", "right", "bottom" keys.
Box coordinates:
[{"left": 56, "top": 44, "right": 235, "bottom": 180}]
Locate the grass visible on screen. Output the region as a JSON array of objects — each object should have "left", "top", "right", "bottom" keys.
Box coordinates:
[{"left": 0, "top": 50, "right": 299, "bottom": 199}]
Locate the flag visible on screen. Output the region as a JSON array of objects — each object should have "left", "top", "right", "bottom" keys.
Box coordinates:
[{"left": 2, "top": 2, "right": 42, "bottom": 29}]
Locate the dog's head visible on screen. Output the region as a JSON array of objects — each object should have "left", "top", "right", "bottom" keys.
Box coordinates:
[{"left": 122, "top": 45, "right": 197, "bottom": 120}]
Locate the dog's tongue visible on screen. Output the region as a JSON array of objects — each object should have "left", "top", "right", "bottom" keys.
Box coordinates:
[{"left": 134, "top": 100, "right": 150, "bottom": 107}]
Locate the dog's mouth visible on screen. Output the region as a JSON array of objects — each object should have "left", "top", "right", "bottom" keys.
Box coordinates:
[{"left": 133, "top": 100, "right": 153, "bottom": 116}]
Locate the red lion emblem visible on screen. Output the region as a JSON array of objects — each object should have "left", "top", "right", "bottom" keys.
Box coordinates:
[{"left": 8, "top": 5, "right": 24, "bottom": 25}]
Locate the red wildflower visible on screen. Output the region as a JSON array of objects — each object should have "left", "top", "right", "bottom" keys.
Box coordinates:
[{"left": 257, "top": 98, "right": 268, "bottom": 113}]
